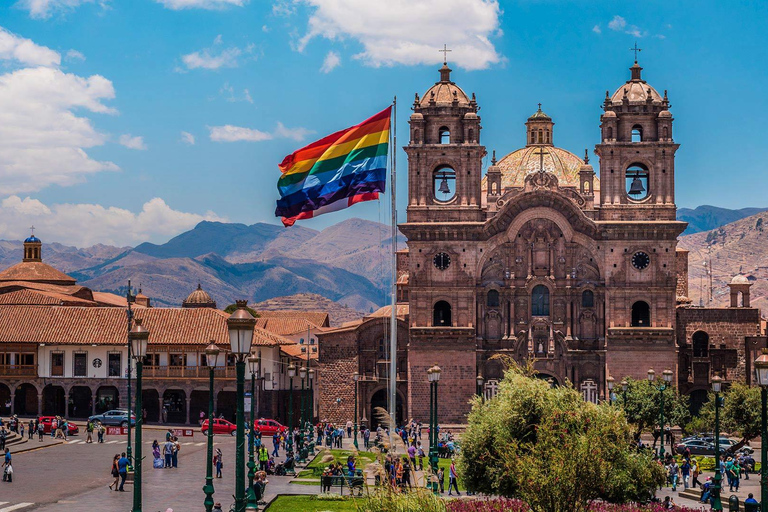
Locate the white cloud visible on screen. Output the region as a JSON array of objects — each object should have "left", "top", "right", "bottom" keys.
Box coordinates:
[
  {"left": 180, "top": 36, "right": 254, "bottom": 71},
  {"left": 220, "top": 81, "right": 254, "bottom": 103},
  {"left": 119, "top": 134, "right": 147, "bottom": 150},
  {"left": 209, "top": 125, "right": 273, "bottom": 142},
  {"left": 154, "top": 0, "right": 246, "bottom": 9},
  {"left": 0, "top": 66, "right": 118, "bottom": 194},
  {"left": 0, "top": 195, "right": 225, "bottom": 246},
  {"left": 592, "top": 25, "right": 601, "bottom": 34},
  {"left": 209, "top": 122, "right": 313, "bottom": 143},
  {"left": 272, "top": 0, "right": 295, "bottom": 16},
  {"left": 320, "top": 50, "right": 340, "bottom": 73},
  {"left": 15, "top": 0, "right": 105, "bottom": 19},
  {"left": 608, "top": 15, "right": 626, "bottom": 31},
  {"left": 65, "top": 49, "right": 86, "bottom": 61},
  {"left": 180, "top": 131, "right": 195, "bottom": 145},
  {"left": 294, "top": 0, "right": 502, "bottom": 70},
  {"left": 0, "top": 27, "right": 61, "bottom": 67}
]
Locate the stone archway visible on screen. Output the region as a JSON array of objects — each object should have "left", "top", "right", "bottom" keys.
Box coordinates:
[
  {"left": 162, "top": 389, "right": 187, "bottom": 424},
  {"left": 216, "top": 390, "right": 237, "bottom": 423},
  {"left": 142, "top": 389, "right": 160, "bottom": 423},
  {"left": 369, "top": 388, "right": 404, "bottom": 429},
  {"left": 43, "top": 385, "right": 66, "bottom": 416},
  {"left": 190, "top": 389, "right": 209, "bottom": 425},
  {"left": 68, "top": 386, "right": 92, "bottom": 418},
  {"left": 0, "top": 383, "right": 11, "bottom": 415},
  {"left": 14, "top": 383, "right": 37, "bottom": 416},
  {"left": 96, "top": 386, "right": 119, "bottom": 413}
]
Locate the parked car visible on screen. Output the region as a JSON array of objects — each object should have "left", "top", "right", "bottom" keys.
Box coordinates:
[
  {"left": 253, "top": 418, "right": 287, "bottom": 436},
  {"left": 675, "top": 439, "right": 715, "bottom": 456},
  {"left": 201, "top": 418, "right": 236, "bottom": 436},
  {"left": 37, "top": 416, "right": 79, "bottom": 435},
  {"left": 88, "top": 409, "right": 136, "bottom": 427}
]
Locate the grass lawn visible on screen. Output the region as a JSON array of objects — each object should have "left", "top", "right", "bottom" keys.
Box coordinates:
[
  {"left": 297, "top": 449, "right": 378, "bottom": 479},
  {"left": 265, "top": 495, "right": 359, "bottom": 511}
]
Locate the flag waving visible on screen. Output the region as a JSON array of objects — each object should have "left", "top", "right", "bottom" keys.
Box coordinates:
[{"left": 275, "top": 106, "right": 391, "bottom": 227}]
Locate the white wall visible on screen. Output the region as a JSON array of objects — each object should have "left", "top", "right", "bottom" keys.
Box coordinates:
[{"left": 38, "top": 345, "right": 126, "bottom": 379}]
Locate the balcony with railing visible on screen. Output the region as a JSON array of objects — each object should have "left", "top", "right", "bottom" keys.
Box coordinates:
[
  {"left": 0, "top": 364, "right": 37, "bottom": 377},
  {"left": 142, "top": 365, "right": 238, "bottom": 379}
]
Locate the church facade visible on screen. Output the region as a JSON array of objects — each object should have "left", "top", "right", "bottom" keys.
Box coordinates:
[{"left": 317, "top": 60, "right": 766, "bottom": 426}]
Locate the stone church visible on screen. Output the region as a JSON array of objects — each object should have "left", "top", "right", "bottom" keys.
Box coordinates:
[{"left": 317, "top": 60, "right": 766, "bottom": 426}]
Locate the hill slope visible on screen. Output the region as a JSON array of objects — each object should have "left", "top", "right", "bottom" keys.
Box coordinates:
[{"left": 677, "top": 205, "right": 767, "bottom": 235}]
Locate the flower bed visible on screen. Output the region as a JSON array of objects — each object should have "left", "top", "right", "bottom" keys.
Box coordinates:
[{"left": 445, "top": 498, "right": 707, "bottom": 512}]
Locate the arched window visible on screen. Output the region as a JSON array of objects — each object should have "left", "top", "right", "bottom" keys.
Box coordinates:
[
  {"left": 631, "top": 301, "right": 650, "bottom": 327},
  {"left": 607, "top": 126, "right": 613, "bottom": 139},
  {"left": 545, "top": 130, "right": 550, "bottom": 144},
  {"left": 631, "top": 125, "right": 643, "bottom": 142},
  {"left": 433, "top": 166, "right": 456, "bottom": 202},
  {"left": 626, "top": 163, "right": 649, "bottom": 201},
  {"left": 530, "top": 131, "right": 535, "bottom": 144},
  {"left": 692, "top": 331, "right": 709, "bottom": 357},
  {"left": 468, "top": 128, "right": 474, "bottom": 143},
  {"left": 433, "top": 301, "right": 452, "bottom": 326},
  {"left": 663, "top": 126, "right": 669, "bottom": 139},
  {"left": 439, "top": 127, "right": 450, "bottom": 144},
  {"left": 582, "top": 290, "right": 594, "bottom": 308},
  {"left": 538, "top": 129, "right": 543, "bottom": 144},
  {"left": 377, "top": 338, "right": 386, "bottom": 360},
  {"left": 531, "top": 285, "right": 550, "bottom": 316},
  {"left": 414, "top": 129, "right": 420, "bottom": 143},
  {"left": 487, "top": 290, "right": 499, "bottom": 307}
]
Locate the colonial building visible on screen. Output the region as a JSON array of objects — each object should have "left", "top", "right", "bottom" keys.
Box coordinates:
[
  {"left": 0, "top": 236, "right": 320, "bottom": 425},
  {"left": 317, "top": 60, "right": 766, "bottom": 425}
]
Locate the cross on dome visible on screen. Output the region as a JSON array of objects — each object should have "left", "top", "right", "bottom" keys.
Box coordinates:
[
  {"left": 439, "top": 44, "right": 452, "bottom": 65},
  {"left": 629, "top": 42, "right": 642, "bottom": 63}
]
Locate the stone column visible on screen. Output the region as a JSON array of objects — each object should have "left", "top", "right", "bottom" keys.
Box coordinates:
[
  {"left": 158, "top": 396, "right": 164, "bottom": 424},
  {"left": 91, "top": 389, "right": 97, "bottom": 416},
  {"left": 185, "top": 397, "right": 192, "bottom": 425},
  {"left": 38, "top": 393, "right": 43, "bottom": 416},
  {"left": 9, "top": 387, "right": 15, "bottom": 416},
  {"left": 64, "top": 391, "right": 70, "bottom": 417}
]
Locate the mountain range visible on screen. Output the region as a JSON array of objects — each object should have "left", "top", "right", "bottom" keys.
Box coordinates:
[{"left": 0, "top": 206, "right": 764, "bottom": 314}]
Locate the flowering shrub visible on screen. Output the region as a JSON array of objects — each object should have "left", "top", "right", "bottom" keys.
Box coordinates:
[{"left": 445, "top": 499, "right": 706, "bottom": 512}]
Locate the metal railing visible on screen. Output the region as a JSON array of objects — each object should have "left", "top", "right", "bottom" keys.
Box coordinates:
[
  {"left": 142, "top": 365, "right": 238, "bottom": 379},
  {"left": 0, "top": 364, "right": 37, "bottom": 376}
]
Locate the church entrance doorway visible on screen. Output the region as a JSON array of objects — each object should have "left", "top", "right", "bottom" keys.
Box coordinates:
[{"left": 369, "top": 388, "right": 403, "bottom": 429}]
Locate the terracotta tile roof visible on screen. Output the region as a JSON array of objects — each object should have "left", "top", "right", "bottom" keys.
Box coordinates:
[
  {"left": 255, "top": 317, "right": 321, "bottom": 336},
  {"left": 0, "top": 289, "right": 63, "bottom": 305},
  {"left": 255, "top": 310, "right": 330, "bottom": 328},
  {"left": 0, "top": 261, "right": 77, "bottom": 285},
  {"left": 367, "top": 304, "right": 409, "bottom": 319},
  {"left": 280, "top": 343, "right": 318, "bottom": 360},
  {"left": 0, "top": 305, "right": 291, "bottom": 347},
  {"left": 91, "top": 292, "right": 129, "bottom": 307}
]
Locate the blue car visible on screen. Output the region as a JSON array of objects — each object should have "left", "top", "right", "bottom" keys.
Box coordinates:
[{"left": 88, "top": 409, "right": 136, "bottom": 427}]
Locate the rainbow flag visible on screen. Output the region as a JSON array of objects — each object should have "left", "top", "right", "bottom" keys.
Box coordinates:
[{"left": 275, "top": 106, "right": 391, "bottom": 227}]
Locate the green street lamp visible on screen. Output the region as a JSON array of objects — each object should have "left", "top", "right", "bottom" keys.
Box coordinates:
[
  {"left": 246, "top": 354, "right": 260, "bottom": 511},
  {"left": 754, "top": 351, "right": 768, "bottom": 512},
  {"left": 227, "top": 300, "right": 256, "bottom": 512},
  {"left": 607, "top": 376, "right": 615, "bottom": 405},
  {"left": 299, "top": 366, "right": 307, "bottom": 431},
  {"left": 476, "top": 374, "right": 484, "bottom": 404},
  {"left": 353, "top": 371, "right": 359, "bottom": 449},
  {"left": 427, "top": 364, "right": 441, "bottom": 494},
  {"left": 129, "top": 318, "right": 149, "bottom": 512},
  {"left": 203, "top": 342, "right": 221, "bottom": 512},
  {"left": 287, "top": 363, "right": 296, "bottom": 453},
  {"left": 621, "top": 379, "right": 628, "bottom": 405},
  {"left": 308, "top": 368, "right": 315, "bottom": 434},
  {"left": 647, "top": 368, "right": 673, "bottom": 459},
  {"left": 712, "top": 374, "right": 723, "bottom": 511}
]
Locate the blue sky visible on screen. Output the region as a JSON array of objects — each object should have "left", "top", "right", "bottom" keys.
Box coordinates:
[{"left": 0, "top": 0, "right": 766, "bottom": 247}]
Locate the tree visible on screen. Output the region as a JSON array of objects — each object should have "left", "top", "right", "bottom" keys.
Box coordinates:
[
  {"left": 613, "top": 378, "right": 690, "bottom": 436},
  {"left": 458, "top": 363, "right": 664, "bottom": 512},
  {"left": 223, "top": 303, "right": 259, "bottom": 317},
  {"left": 695, "top": 382, "right": 761, "bottom": 449}
]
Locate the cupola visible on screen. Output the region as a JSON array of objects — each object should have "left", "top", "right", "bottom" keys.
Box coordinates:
[
  {"left": 526, "top": 104, "right": 554, "bottom": 146},
  {"left": 23, "top": 230, "right": 42, "bottom": 262}
]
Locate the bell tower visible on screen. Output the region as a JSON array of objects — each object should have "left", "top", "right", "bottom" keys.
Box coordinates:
[
  {"left": 404, "top": 61, "right": 485, "bottom": 223},
  {"left": 595, "top": 59, "right": 679, "bottom": 221},
  {"left": 22, "top": 229, "right": 42, "bottom": 262}
]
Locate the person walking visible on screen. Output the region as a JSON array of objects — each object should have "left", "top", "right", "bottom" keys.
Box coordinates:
[
  {"left": 2, "top": 448, "right": 12, "bottom": 483},
  {"left": 691, "top": 458, "right": 701, "bottom": 489},
  {"left": 681, "top": 458, "right": 690, "bottom": 490},
  {"left": 109, "top": 454, "right": 120, "bottom": 490},
  {"left": 117, "top": 452, "right": 129, "bottom": 491},
  {"left": 37, "top": 420, "right": 44, "bottom": 441},
  {"left": 215, "top": 448, "right": 223, "bottom": 478},
  {"left": 163, "top": 438, "right": 173, "bottom": 468},
  {"left": 97, "top": 423, "right": 105, "bottom": 443},
  {"left": 28, "top": 419, "right": 34, "bottom": 440},
  {"left": 437, "top": 466, "right": 445, "bottom": 494},
  {"left": 668, "top": 459, "right": 679, "bottom": 492},
  {"left": 448, "top": 459, "right": 460, "bottom": 496},
  {"left": 86, "top": 420, "right": 94, "bottom": 443},
  {"left": 258, "top": 445, "right": 269, "bottom": 472}
]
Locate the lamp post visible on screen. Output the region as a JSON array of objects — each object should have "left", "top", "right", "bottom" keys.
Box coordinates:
[
  {"left": 227, "top": 300, "right": 256, "bottom": 512},
  {"left": 203, "top": 343, "right": 221, "bottom": 512},
  {"left": 712, "top": 374, "right": 723, "bottom": 511},
  {"left": 299, "top": 366, "right": 307, "bottom": 432},
  {"left": 129, "top": 318, "right": 149, "bottom": 512},
  {"left": 621, "top": 379, "right": 628, "bottom": 405},
  {"left": 754, "top": 351, "right": 768, "bottom": 512},
  {"left": 476, "top": 374, "right": 484, "bottom": 404},
  {"left": 353, "top": 372, "right": 359, "bottom": 449},
  {"left": 647, "top": 368, "right": 673, "bottom": 459},
  {"left": 607, "top": 376, "right": 615, "bottom": 405},
  {"left": 245, "top": 354, "right": 260, "bottom": 512},
  {"left": 428, "top": 364, "right": 441, "bottom": 493},
  {"left": 125, "top": 281, "right": 135, "bottom": 471},
  {"left": 287, "top": 363, "right": 296, "bottom": 454},
  {"left": 308, "top": 368, "right": 315, "bottom": 438}
]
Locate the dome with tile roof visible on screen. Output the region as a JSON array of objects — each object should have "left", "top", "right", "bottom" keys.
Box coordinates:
[{"left": 182, "top": 284, "right": 216, "bottom": 309}]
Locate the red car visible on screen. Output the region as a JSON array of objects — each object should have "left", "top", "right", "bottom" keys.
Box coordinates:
[
  {"left": 38, "top": 416, "right": 79, "bottom": 435},
  {"left": 201, "top": 418, "right": 237, "bottom": 436},
  {"left": 253, "top": 418, "right": 287, "bottom": 437}
]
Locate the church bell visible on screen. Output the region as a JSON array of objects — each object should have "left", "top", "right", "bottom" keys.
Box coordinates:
[
  {"left": 438, "top": 176, "right": 451, "bottom": 195},
  {"left": 628, "top": 177, "right": 645, "bottom": 196}
]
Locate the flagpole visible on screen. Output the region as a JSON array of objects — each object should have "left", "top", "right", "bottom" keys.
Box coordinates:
[{"left": 389, "top": 96, "right": 397, "bottom": 452}]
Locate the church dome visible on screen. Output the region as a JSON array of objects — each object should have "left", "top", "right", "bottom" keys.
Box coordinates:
[
  {"left": 493, "top": 145, "right": 588, "bottom": 188},
  {"left": 609, "top": 62, "right": 663, "bottom": 106},
  {"left": 182, "top": 283, "right": 217, "bottom": 308},
  {"left": 418, "top": 64, "right": 471, "bottom": 108},
  {"left": 731, "top": 274, "right": 750, "bottom": 285},
  {"left": 24, "top": 235, "right": 41, "bottom": 244}
]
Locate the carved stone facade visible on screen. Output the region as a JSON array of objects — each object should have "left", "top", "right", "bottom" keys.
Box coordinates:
[{"left": 317, "top": 60, "right": 766, "bottom": 426}]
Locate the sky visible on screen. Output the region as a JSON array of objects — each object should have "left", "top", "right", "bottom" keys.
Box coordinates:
[{"left": 0, "top": 0, "right": 766, "bottom": 247}]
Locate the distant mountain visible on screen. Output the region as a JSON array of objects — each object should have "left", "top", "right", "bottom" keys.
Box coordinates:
[
  {"left": 252, "top": 293, "right": 366, "bottom": 326},
  {"left": 678, "top": 210, "right": 768, "bottom": 310},
  {"left": 677, "top": 205, "right": 768, "bottom": 235}
]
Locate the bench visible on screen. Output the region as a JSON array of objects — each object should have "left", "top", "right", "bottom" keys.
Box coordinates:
[{"left": 320, "top": 472, "right": 365, "bottom": 496}]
